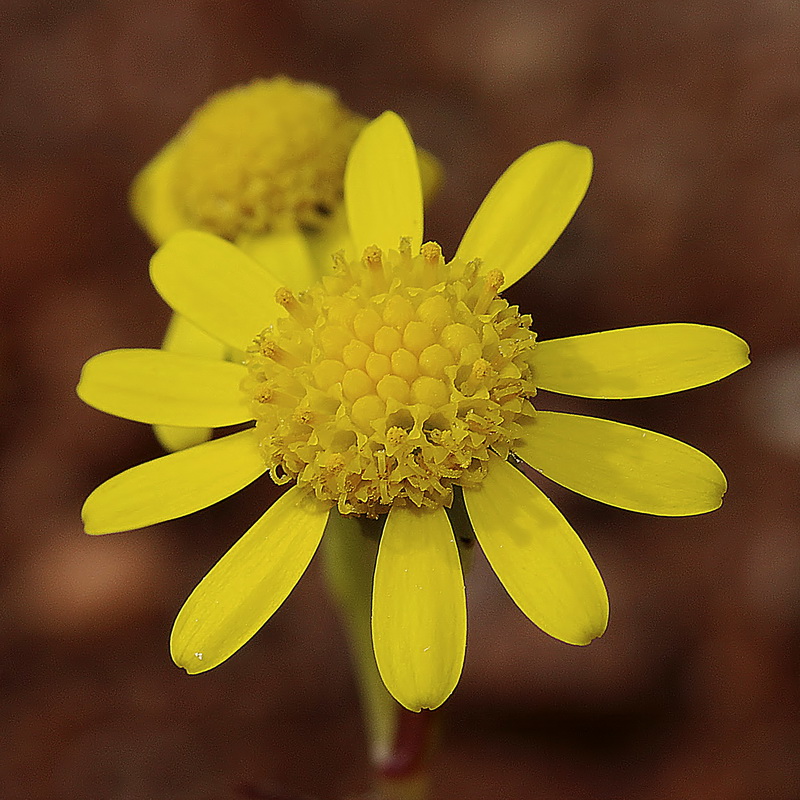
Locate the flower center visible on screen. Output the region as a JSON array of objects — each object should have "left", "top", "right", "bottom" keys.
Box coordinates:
[
  {"left": 172, "top": 77, "right": 365, "bottom": 239},
  {"left": 243, "top": 241, "right": 538, "bottom": 517}
]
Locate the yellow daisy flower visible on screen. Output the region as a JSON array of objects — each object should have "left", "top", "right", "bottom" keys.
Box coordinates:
[
  {"left": 78, "top": 112, "right": 749, "bottom": 713},
  {"left": 130, "top": 77, "right": 441, "bottom": 453}
]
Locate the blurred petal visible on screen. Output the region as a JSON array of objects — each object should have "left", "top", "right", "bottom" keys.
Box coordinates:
[
  {"left": 533, "top": 324, "right": 750, "bottom": 398},
  {"left": 237, "top": 228, "right": 318, "bottom": 291},
  {"left": 417, "top": 146, "right": 444, "bottom": 204},
  {"left": 154, "top": 312, "right": 230, "bottom": 451},
  {"left": 171, "top": 487, "right": 329, "bottom": 673},
  {"left": 82, "top": 430, "right": 266, "bottom": 534},
  {"left": 372, "top": 506, "right": 466, "bottom": 712},
  {"left": 517, "top": 411, "right": 727, "bottom": 516},
  {"left": 346, "top": 111, "right": 423, "bottom": 256},
  {"left": 129, "top": 137, "right": 187, "bottom": 245},
  {"left": 150, "top": 230, "right": 283, "bottom": 352},
  {"left": 455, "top": 141, "right": 592, "bottom": 289},
  {"left": 77, "top": 348, "right": 250, "bottom": 427},
  {"left": 464, "top": 456, "right": 608, "bottom": 645}
]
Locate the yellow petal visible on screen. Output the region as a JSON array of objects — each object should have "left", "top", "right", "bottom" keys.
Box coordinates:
[
  {"left": 150, "top": 230, "right": 283, "bottom": 352},
  {"left": 154, "top": 312, "right": 231, "bottom": 451},
  {"left": 533, "top": 324, "right": 750, "bottom": 398},
  {"left": 372, "top": 506, "right": 466, "bottom": 712},
  {"left": 82, "top": 430, "right": 266, "bottom": 534},
  {"left": 77, "top": 348, "right": 250, "bottom": 427},
  {"left": 455, "top": 141, "right": 592, "bottom": 288},
  {"left": 517, "top": 411, "right": 727, "bottom": 516},
  {"left": 237, "top": 228, "right": 318, "bottom": 291},
  {"left": 463, "top": 456, "right": 608, "bottom": 645},
  {"left": 345, "top": 111, "right": 423, "bottom": 257},
  {"left": 129, "top": 137, "right": 188, "bottom": 245},
  {"left": 161, "top": 312, "right": 230, "bottom": 359},
  {"left": 171, "top": 487, "right": 329, "bottom": 674}
]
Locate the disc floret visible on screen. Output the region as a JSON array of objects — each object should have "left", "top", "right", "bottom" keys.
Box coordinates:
[{"left": 243, "top": 241, "right": 538, "bottom": 516}]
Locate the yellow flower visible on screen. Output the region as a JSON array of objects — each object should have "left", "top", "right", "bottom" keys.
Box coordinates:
[
  {"left": 78, "top": 112, "right": 749, "bottom": 712},
  {"left": 130, "top": 77, "right": 441, "bottom": 453}
]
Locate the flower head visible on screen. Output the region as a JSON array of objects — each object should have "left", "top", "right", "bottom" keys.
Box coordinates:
[
  {"left": 79, "top": 112, "right": 749, "bottom": 712},
  {"left": 131, "top": 77, "right": 366, "bottom": 242}
]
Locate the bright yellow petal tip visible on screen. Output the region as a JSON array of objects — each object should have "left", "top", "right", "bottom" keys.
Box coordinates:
[
  {"left": 465, "top": 457, "right": 608, "bottom": 645},
  {"left": 170, "top": 487, "right": 329, "bottom": 673},
  {"left": 456, "top": 140, "right": 592, "bottom": 288}
]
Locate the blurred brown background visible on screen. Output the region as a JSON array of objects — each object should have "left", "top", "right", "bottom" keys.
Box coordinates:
[{"left": 1, "top": 1, "right": 799, "bottom": 798}]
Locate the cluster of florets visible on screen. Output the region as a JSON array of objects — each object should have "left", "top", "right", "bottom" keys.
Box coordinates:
[
  {"left": 172, "top": 77, "right": 365, "bottom": 238},
  {"left": 243, "top": 239, "right": 538, "bottom": 517}
]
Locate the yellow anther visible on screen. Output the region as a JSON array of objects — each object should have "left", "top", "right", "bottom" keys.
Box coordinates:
[
  {"left": 326, "top": 454, "right": 346, "bottom": 473},
  {"left": 292, "top": 408, "right": 314, "bottom": 426},
  {"left": 460, "top": 357, "right": 494, "bottom": 396},
  {"left": 275, "top": 287, "right": 314, "bottom": 326},
  {"left": 259, "top": 339, "right": 301, "bottom": 368},
  {"left": 473, "top": 268, "right": 505, "bottom": 315},
  {"left": 362, "top": 245, "right": 386, "bottom": 291},
  {"left": 255, "top": 385, "right": 296, "bottom": 407},
  {"left": 421, "top": 241, "right": 443, "bottom": 263},
  {"left": 385, "top": 426, "right": 408, "bottom": 447},
  {"left": 331, "top": 250, "right": 348, "bottom": 273}
]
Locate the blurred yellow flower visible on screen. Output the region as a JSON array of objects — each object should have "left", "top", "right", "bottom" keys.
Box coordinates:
[
  {"left": 79, "top": 112, "right": 749, "bottom": 712},
  {"left": 130, "top": 77, "right": 441, "bottom": 453}
]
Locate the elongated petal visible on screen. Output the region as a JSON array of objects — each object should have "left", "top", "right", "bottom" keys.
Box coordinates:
[
  {"left": 171, "top": 487, "right": 329, "bottom": 673},
  {"left": 533, "top": 324, "right": 750, "bottom": 398},
  {"left": 150, "top": 230, "right": 283, "bottom": 352},
  {"left": 129, "top": 137, "right": 187, "bottom": 245},
  {"left": 517, "top": 412, "right": 727, "bottom": 516},
  {"left": 155, "top": 312, "right": 231, "bottom": 451},
  {"left": 237, "top": 229, "right": 318, "bottom": 291},
  {"left": 464, "top": 456, "right": 608, "bottom": 645},
  {"left": 77, "top": 348, "right": 250, "bottom": 427},
  {"left": 455, "top": 141, "right": 592, "bottom": 288},
  {"left": 346, "top": 111, "right": 423, "bottom": 257},
  {"left": 372, "top": 506, "right": 466, "bottom": 712},
  {"left": 82, "top": 430, "right": 266, "bottom": 534}
]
